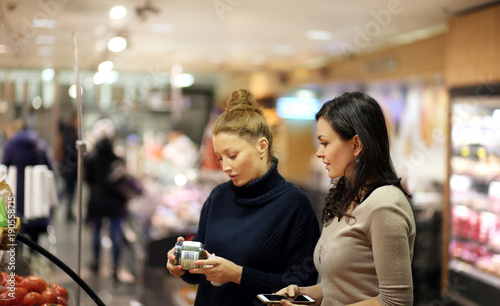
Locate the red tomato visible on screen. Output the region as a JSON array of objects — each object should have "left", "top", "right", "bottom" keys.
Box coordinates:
[
  {"left": 19, "top": 276, "right": 48, "bottom": 293},
  {"left": 49, "top": 284, "right": 69, "bottom": 302},
  {"left": 40, "top": 288, "right": 57, "bottom": 304},
  {"left": 13, "top": 274, "right": 24, "bottom": 283},
  {"left": 1, "top": 282, "right": 21, "bottom": 294},
  {"left": 56, "top": 295, "right": 68, "bottom": 306},
  {"left": 23, "top": 291, "right": 42, "bottom": 306},
  {"left": 11, "top": 286, "right": 28, "bottom": 304},
  {"left": 0, "top": 292, "right": 12, "bottom": 306}
]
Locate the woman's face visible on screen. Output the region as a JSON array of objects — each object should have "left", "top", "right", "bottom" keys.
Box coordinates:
[
  {"left": 316, "top": 118, "right": 358, "bottom": 179},
  {"left": 213, "top": 132, "right": 268, "bottom": 187}
]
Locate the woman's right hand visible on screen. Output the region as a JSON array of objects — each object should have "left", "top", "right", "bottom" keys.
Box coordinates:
[
  {"left": 266, "top": 285, "right": 301, "bottom": 306},
  {"left": 166, "top": 236, "right": 186, "bottom": 277},
  {"left": 274, "top": 284, "right": 301, "bottom": 298}
]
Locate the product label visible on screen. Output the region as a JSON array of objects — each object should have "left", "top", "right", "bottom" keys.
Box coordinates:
[{"left": 180, "top": 251, "right": 200, "bottom": 270}]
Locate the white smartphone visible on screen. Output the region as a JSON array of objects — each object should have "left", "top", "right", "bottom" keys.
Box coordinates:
[{"left": 257, "top": 294, "right": 315, "bottom": 304}]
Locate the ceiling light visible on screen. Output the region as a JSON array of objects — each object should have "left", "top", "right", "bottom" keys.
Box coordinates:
[
  {"left": 93, "top": 71, "right": 119, "bottom": 85},
  {"left": 0, "top": 45, "right": 8, "bottom": 53},
  {"left": 68, "top": 85, "right": 83, "bottom": 99},
  {"left": 98, "top": 61, "right": 114, "bottom": 72},
  {"left": 41, "top": 69, "right": 55, "bottom": 81},
  {"left": 68, "top": 85, "right": 77, "bottom": 99},
  {"left": 174, "top": 174, "right": 188, "bottom": 187},
  {"left": 105, "top": 71, "right": 119, "bottom": 84},
  {"left": 172, "top": 73, "right": 195, "bottom": 88},
  {"left": 32, "top": 96, "right": 43, "bottom": 109},
  {"left": 108, "top": 36, "right": 127, "bottom": 52},
  {"left": 32, "top": 19, "right": 56, "bottom": 28},
  {"left": 306, "top": 30, "right": 332, "bottom": 41},
  {"left": 109, "top": 6, "right": 127, "bottom": 19},
  {"left": 93, "top": 72, "right": 107, "bottom": 85}
]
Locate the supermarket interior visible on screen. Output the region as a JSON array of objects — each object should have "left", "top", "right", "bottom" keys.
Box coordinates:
[{"left": 1, "top": 0, "right": 500, "bottom": 305}]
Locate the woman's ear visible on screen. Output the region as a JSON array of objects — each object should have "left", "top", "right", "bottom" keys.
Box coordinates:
[
  {"left": 257, "top": 137, "right": 269, "bottom": 159},
  {"left": 353, "top": 135, "right": 363, "bottom": 157}
]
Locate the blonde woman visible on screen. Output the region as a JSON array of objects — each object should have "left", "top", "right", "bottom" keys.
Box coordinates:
[{"left": 166, "top": 89, "right": 320, "bottom": 306}]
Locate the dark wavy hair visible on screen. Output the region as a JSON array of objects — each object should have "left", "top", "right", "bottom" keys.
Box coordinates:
[{"left": 316, "top": 91, "right": 410, "bottom": 223}]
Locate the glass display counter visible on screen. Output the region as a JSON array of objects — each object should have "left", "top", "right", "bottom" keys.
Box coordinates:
[{"left": 444, "top": 91, "right": 500, "bottom": 305}]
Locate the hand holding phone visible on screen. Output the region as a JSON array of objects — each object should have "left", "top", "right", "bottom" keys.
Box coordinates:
[{"left": 257, "top": 294, "right": 315, "bottom": 304}]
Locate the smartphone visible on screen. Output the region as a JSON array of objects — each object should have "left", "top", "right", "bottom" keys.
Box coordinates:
[{"left": 257, "top": 294, "right": 315, "bottom": 304}]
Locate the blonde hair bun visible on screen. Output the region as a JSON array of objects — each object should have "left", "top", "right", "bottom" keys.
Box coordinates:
[{"left": 226, "top": 89, "right": 262, "bottom": 115}]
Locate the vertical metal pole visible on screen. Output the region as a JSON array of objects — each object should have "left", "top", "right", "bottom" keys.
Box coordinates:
[
  {"left": 73, "top": 32, "right": 85, "bottom": 306},
  {"left": 75, "top": 140, "right": 86, "bottom": 305}
]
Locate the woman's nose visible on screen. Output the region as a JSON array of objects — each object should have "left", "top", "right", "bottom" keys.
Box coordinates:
[
  {"left": 316, "top": 147, "right": 324, "bottom": 158},
  {"left": 221, "top": 159, "right": 231, "bottom": 172}
]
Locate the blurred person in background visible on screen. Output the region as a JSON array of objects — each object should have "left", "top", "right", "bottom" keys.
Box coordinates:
[
  {"left": 55, "top": 113, "right": 78, "bottom": 221},
  {"left": 2, "top": 119, "right": 54, "bottom": 244},
  {"left": 166, "top": 89, "right": 320, "bottom": 306},
  {"left": 162, "top": 124, "right": 199, "bottom": 171},
  {"left": 84, "top": 119, "right": 127, "bottom": 281},
  {"left": 275, "top": 91, "right": 416, "bottom": 306}
]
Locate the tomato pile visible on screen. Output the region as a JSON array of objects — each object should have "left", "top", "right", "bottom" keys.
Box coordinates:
[{"left": 0, "top": 271, "right": 69, "bottom": 306}]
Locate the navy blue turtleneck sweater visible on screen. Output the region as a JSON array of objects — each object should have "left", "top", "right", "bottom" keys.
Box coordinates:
[{"left": 181, "top": 161, "right": 320, "bottom": 306}]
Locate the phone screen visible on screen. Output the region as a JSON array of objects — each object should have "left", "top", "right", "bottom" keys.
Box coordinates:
[
  {"left": 257, "top": 294, "right": 315, "bottom": 304},
  {"left": 293, "top": 295, "right": 313, "bottom": 302},
  {"left": 259, "top": 294, "right": 286, "bottom": 301}
]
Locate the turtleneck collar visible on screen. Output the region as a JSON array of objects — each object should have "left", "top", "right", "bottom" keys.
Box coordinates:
[{"left": 228, "top": 159, "right": 287, "bottom": 205}]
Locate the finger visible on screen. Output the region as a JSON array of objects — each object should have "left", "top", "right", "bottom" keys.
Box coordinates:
[
  {"left": 274, "top": 289, "right": 286, "bottom": 295},
  {"left": 189, "top": 267, "right": 210, "bottom": 274},
  {"left": 195, "top": 259, "right": 216, "bottom": 266},
  {"left": 287, "top": 286, "right": 298, "bottom": 298}
]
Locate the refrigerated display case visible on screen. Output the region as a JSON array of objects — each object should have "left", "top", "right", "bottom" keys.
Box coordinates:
[{"left": 443, "top": 87, "right": 500, "bottom": 305}]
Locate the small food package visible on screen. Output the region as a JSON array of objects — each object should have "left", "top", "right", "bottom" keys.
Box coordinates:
[{"left": 0, "top": 179, "right": 21, "bottom": 250}]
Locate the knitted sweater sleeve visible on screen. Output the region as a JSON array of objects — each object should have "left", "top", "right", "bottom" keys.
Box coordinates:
[{"left": 367, "top": 193, "right": 415, "bottom": 306}]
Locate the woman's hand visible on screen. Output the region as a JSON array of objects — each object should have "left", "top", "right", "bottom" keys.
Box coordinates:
[
  {"left": 275, "top": 284, "right": 301, "bottom": 298},
  {"left": 188, "top": 252, "right": 243, "bottom": 285},
  {"left": 272, "top": 284, "right": 322, "bottom": 306},
  {"left": 165, "top": 236, "right": 186, "bottom": 277}
]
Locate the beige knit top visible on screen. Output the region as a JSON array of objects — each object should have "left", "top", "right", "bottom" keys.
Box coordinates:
[{"left": 313, "top": 185, "right": 416, "bottom": 306}]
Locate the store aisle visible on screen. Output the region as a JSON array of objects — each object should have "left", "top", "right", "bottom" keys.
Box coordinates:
[{"left": 27, "top": 201, "right": 197, "bottom": 306}]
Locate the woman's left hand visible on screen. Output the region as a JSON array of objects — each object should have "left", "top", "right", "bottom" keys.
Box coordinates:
[{"left": 188, "top": 252, "right": 243, "bottom": 285}]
